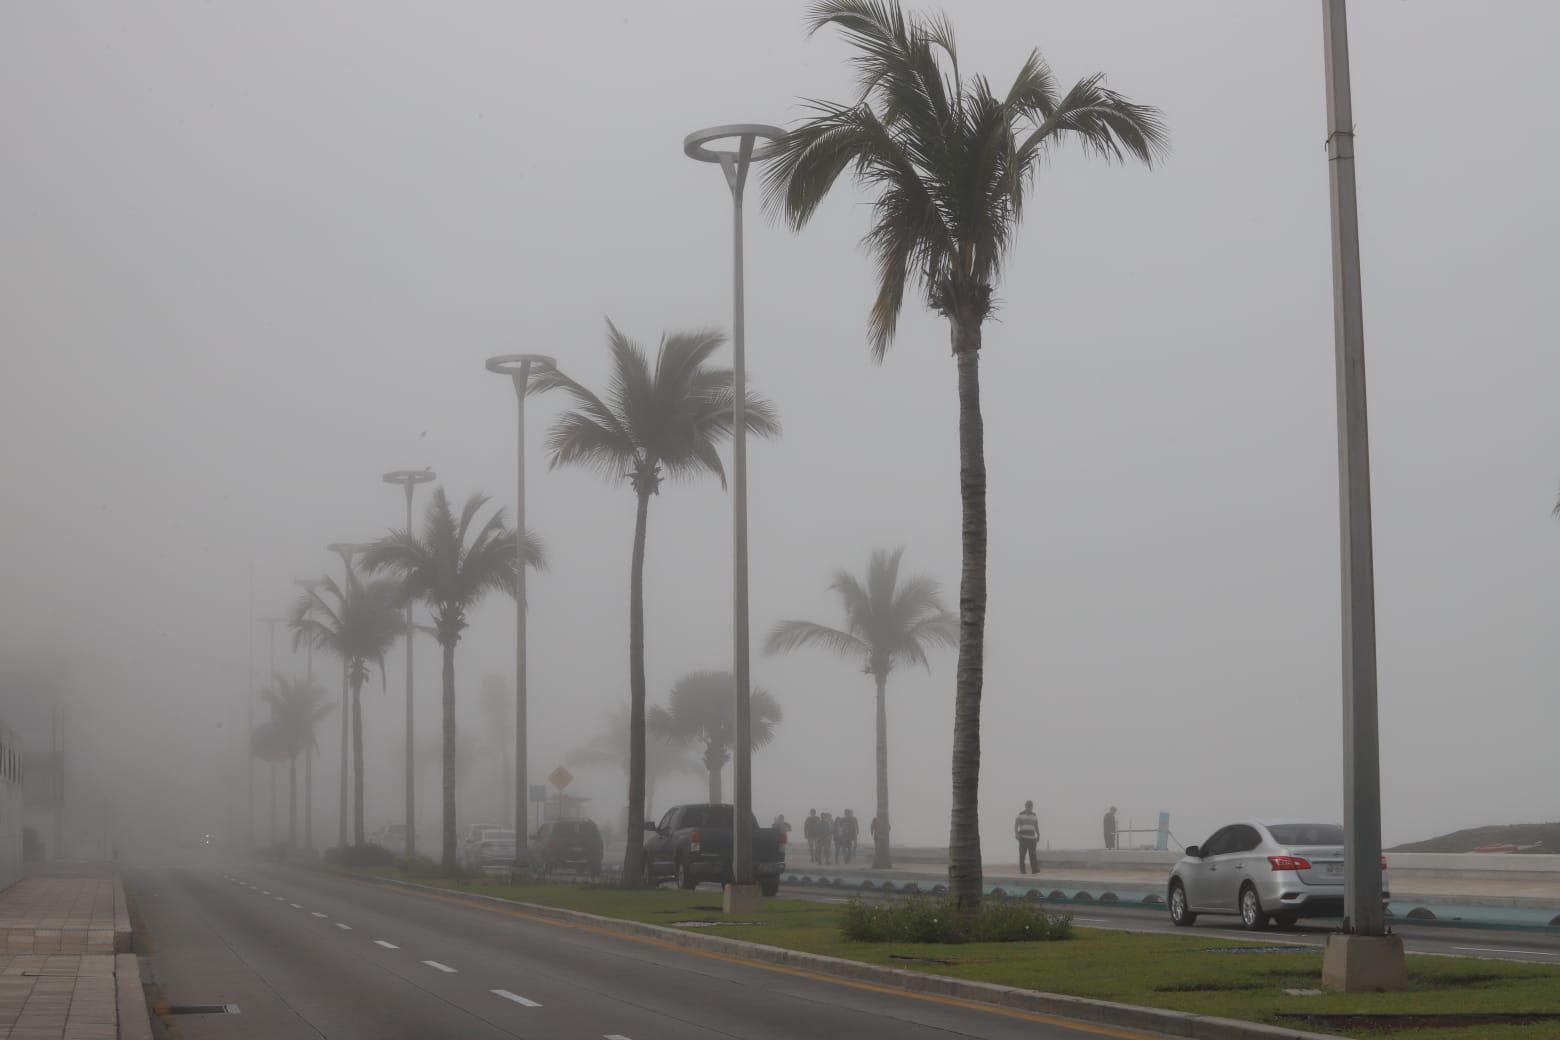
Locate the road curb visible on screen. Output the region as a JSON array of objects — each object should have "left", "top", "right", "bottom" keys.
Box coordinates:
[
  {"left": 327, "top": 869, "right": 1336, "bottom": 1040},
  {"left": 116, "top": 953, "right": 154, "bottom": 1040},
  {"left": 112, "top": 874, "right": 132, "bottom": 954}
]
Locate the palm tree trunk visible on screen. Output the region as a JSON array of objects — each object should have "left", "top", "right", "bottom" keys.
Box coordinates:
[
  {"left": 873, "top": 671, "right": 892, "bottom": 869},
  {"left": 441, "top": 639, "right": 458, "bottom": 872},
  {"left": 288, "top": 753, "right": 298, "bottom": 853},
  {"left": 705, "top": 744, "right": 722, "bottom": 804},
  {"left": 305, "top": 746, "right": 314, "bottom": 852},
  {"left": 949, "top": 320, "right": 987, "bottom": 913},
  {"left": 351, "top": 676, "right": 366, "bottom": 847},
  {"left": 622, "top": 487, "right": 651, "bottom": 887}
]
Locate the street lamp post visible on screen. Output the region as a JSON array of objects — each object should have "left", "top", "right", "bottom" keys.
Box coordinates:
[
  {"left": 293, "top": 578, "right": 322, "bottom": 851},
  {"left": 684, "top": 123, "right": 784, "bottom": 913},
  {"left": 326, "top": 542, "right": 373, "bottom": 849},
  {"left": 485, "top": 354, "right": 554, "bottom": 861},
  {"left": 1318, "top": 0, "right": 1405, "bottom": 991},
  {"left": 384, "top": 469, "right": 436, "bottom": 859}
]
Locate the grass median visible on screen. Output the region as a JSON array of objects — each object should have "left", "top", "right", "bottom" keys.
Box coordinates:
[{"left": 347, "top": 869, "right": 1560, "bottom": 1040}]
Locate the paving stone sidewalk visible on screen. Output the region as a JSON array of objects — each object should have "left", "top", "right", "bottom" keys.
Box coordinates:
[{"left": 0, "top": 878, "right": 137, "bottom": 1040}]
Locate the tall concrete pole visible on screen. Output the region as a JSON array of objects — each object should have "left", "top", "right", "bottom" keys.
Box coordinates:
[
  {"left": 1320, "top": 0, "right": 1405, "bottom": 990},
  {"left": 486, "top": 354, "right": 553, "bottom": 859},
  {"left": 684, "top": 123, "right": 783, "bottom": 910},
  {"left": 384, "top": 469, "right": 435, "bottom": 858}
]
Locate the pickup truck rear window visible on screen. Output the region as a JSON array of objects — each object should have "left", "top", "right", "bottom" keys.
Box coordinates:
[{"left": 677, "top": 807, "right": 758, "bottom": 830}]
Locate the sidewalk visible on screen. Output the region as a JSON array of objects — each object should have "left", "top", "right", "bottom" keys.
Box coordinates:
[{"left": 0, "top": 873, "right": 148, "bottom": 1040}]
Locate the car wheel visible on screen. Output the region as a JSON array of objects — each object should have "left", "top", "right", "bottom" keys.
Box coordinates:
[
  {"left": 760, "top": 877, "right": 779, "bottom": 897},
  {"left": 1239, "top": 885, "right": 1270, "bottom": 931},
  {"left": 1168, "top": 881, "right": 1197, "bottom": 927},
  {"left": 677, "top": 857, "right": 698, "bottom": 891}
]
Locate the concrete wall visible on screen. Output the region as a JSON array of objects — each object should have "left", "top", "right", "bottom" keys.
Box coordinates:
[{"left": 0, "top": 723, "right": 22, "bottom": 891}]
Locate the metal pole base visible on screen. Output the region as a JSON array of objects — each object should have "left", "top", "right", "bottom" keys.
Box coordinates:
[
  {"left": 1322, "top": 933, "right": 1407, "bottom": 992},
  {"left": 722, "top": 883, "right": 763, "bottom": 914}
]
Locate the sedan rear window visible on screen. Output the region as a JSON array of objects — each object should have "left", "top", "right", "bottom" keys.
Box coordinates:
[{"left": 1268, "top": 823, "right": 1344, "bottom": 846}]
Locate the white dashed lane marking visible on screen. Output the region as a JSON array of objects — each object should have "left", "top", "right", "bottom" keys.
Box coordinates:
[
  {"left": 311, "top": 912, "right": 327, "bottom": 918},
  {"left": 421, "top": 960, "right": 457, "bottom": 973},
  {"left": 335, "top": 923, "right": 353, "bottom": 931},
  {"left": 374, "top": 940, "right": 399, "bottom": 949},
  {"left": 289, "top": 903, "right": 303, "bottom": 909},
  {"left": 492, "top": 989, "right": 540, "bottom": 1007}
]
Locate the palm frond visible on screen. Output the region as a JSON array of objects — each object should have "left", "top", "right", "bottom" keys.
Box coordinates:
[{"left": 763, "top": 620, "right": 869, "bottom": 660}]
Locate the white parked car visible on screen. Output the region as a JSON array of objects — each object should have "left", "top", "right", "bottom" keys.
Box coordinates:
[{"left": 460, "top": 824, "right": 516, "bottom": 872}]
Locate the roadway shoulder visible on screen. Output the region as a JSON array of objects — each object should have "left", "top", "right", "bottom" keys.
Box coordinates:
[
  {"left": 329, "top": 870, "right": 1335, "bottom": 1040},
  {"left": 116, "top": 953, "right": 154, "bottom": 1040}
]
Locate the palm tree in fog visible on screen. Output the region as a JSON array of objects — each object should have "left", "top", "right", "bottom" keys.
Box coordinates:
[
  {"left": 251, "top": 720, "right": 288, "bottom": 849},
  {"left": 570, "top": 706, "right": 701, "bottom": 824},
  {"left": 262, "top": 675, "right": 334, "bottom": 853},
  {"left": 529, "top": 322, "right": 779, "bottom": 886},
  {"left": 291, "top": 574, "right": 403, "bottom": 848},
  {"left": 766, "top": 548, "right": 955, "bottom": 869},
  {"left": 763, "top": 0, "right": 1165, "bottom": 909},
  {"left": 648, "top": 671, "right": 782, "bottom": 804},
  {"left": 361, "top": 487, "right": 546, "bottom": 872}
]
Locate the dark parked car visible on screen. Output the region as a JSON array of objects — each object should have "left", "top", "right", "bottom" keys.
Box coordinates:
[
  {"left": 642, "top": 803, "right": 786, "bottom": 896},
  {"left": 528, "top": 819, "right": 603, "bottom": 877}
]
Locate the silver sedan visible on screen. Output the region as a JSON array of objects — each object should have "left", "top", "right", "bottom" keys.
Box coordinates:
[{"left": 1167, "top": 820, "right": 1390, "bottom": 930}]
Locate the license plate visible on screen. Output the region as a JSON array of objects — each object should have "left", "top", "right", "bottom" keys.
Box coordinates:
[{"left": 1324, "top": 862, "right": 1343, "bottom": 876}]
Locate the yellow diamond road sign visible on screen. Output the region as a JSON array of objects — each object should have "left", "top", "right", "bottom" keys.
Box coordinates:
[{"left": 547, "top": 765, "right": 573, "bottom": 791}]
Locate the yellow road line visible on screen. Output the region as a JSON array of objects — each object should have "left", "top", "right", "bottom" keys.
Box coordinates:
[{"left": 362, "top": 880, "right": 1161, "bottom": 1040}]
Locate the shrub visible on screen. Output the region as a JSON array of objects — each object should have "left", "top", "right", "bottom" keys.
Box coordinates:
[
  {"left": 325, "top": 843, "right": 396, "bottom": 868},
  {"left": 395, "top": 854, "right": 446, "bottom": 878},
  {"left": 840, "top": 896, "right": 1072, "bottom": 944}
]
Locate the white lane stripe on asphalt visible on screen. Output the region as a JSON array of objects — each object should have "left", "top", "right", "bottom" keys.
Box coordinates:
[
  {"left": 335, "top": 923, "right": 353, "bottom": 930},
  {"left": 273, "top": 896, "right": 285, "bottom": 901},
  {"left": 261, "top": 890, "right": 270, "bottom": 894},
  {"left": 311, "top": 912, "right": 327, "bottom": 918},
  {"left": 374, "top": 940, "right": 399, "bottom": 949},
  {"left": 604, "top": 1034, "right": 634, "bottom": 1039},
  {"left": 289, "top": 903, "right": 302, "bottom": 909},
  {"left": 491, "top": 990, "right": 541, "bottom": 1007},
  {"left": 421, "top": 960, "right": 456, "bottom": 973},
  {"left": 1454, "top": 946, "right": 1556, "bottom": 957}
]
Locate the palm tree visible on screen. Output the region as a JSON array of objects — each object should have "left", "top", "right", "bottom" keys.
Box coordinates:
[
  {"left": 250, "top": 720, "right": 288, "bottom": 849},
  {"left": 262, "top": 675, "right": 333, "bottom": 853},
  {"left": 569, "top": 705, "right": 701, "bottom": 824},
  {"left": 360, "top": 486, "right": 545, "bottom": 871},
  {"left": 290, "top": 573, "right": 404, "bottom": 848},
  {"left": 766, "top": 547, "right": 955, "bottom": 868},
  {"left": 647, "top": 671, "right": 782, "bottom": 804},
  {"left": 764, "top": 0, "right": 1165, "bottom": 910},
  {"left": 530, "top": 321, "right": 779, "bottom": 885}
]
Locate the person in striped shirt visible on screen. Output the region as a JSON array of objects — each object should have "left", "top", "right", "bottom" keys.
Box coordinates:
[{"left": 1015, "top": 801, "right": 1040, "bottom": 875}]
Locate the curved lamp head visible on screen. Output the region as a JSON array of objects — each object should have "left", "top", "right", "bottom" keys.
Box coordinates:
[
  {"left": 382, "top": 468, "right": 436, "bottom": 488},
  {"left": 683, "top": 123, "right": 786, "bottom": 165},
  {"left": 485, "top": 354, "right": 556, "bottom": 378}
]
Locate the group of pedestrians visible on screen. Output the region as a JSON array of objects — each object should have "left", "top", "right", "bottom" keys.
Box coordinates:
[
  {"left": 1012, "top": 801, "right": 1122, "bottom": 873},
  {"left": 796, "top": 808, "right": 859, "bottom": 864}
]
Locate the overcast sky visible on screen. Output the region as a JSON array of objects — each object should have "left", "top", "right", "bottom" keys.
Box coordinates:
[{"left": 3, "top": 0, "right": 1556, "bottom": 857}]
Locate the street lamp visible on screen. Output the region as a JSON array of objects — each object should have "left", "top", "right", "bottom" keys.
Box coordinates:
[
  {"left": 326, "top": 542, "right": 373, "bottom": 849},
  {"left": 383, "top": 469, "right": 436, "bottom": 858},
  {"left": 1319, "top": 0, "right": 1405, "bottom": 991},
  {"left": 684, "top": 122, "right": 784, "bottom": 913},
  {"left": 485, "top": 354, "right": 554, "bottom": 858},
  {"left": 293, "top": 578, "right": 323, "bottom": 851}
]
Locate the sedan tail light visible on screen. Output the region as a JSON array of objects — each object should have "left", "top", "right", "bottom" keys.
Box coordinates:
[
  {"left": 690, "top": 829, "right": 702, "bottom": 853},
  {"left": 1268, "top": 855, "right": 1312, "bottom": 871}
]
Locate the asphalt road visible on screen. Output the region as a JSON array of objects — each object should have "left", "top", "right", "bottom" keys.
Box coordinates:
[
  {"left": 126, "top": 862, "right": 1168, "bottom": 1040},
  {"left": 781, "top": 889, "right": 1560, "bottom": 965}
]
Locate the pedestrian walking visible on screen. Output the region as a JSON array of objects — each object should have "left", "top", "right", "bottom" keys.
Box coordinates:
[
  {"left": 804, "top": 808, "right": 821, "bottom": 864},
  {"left": 773, "top": 814, "right": 792, "bottom": 841},
  {"left": 1103, "top": 806, "right": 1118, "bottom": 850},
  {"left": 818, "top": 812, "right": 834, "bottom": 865},
  {"left": 841, "top": 809, "right": 859, "bottom": 863},
  {"left": 1014, "top": 800, "right": 1040, "bottom": 874}
]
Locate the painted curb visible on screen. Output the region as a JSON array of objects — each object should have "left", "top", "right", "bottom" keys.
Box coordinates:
[
  {"left": 327, "top": 869, "right": 1336, "bottom": 1040},
  {"left": 116, "top": 953, "right": 154, "bottom": 1040}
]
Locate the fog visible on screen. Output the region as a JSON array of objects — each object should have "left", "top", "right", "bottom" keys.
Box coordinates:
[{"left": 3, "top": 0, "right": 1556, "bottom": 864}]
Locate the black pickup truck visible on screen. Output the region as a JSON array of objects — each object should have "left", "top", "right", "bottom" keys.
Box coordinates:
[{"left": 642, "top": 803, "right": 786, "bottom": 896}]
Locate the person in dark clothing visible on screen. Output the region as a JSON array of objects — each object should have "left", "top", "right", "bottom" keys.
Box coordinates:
[
  {"left": 1103, "top": 806, "right": 1118, "bottom": 850},
  {"left": 804, "top": 809, "right": 821, "bottom": 863},
  {"left": 1014, "top": 800, "right": 1040, "bottom": 874}
]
